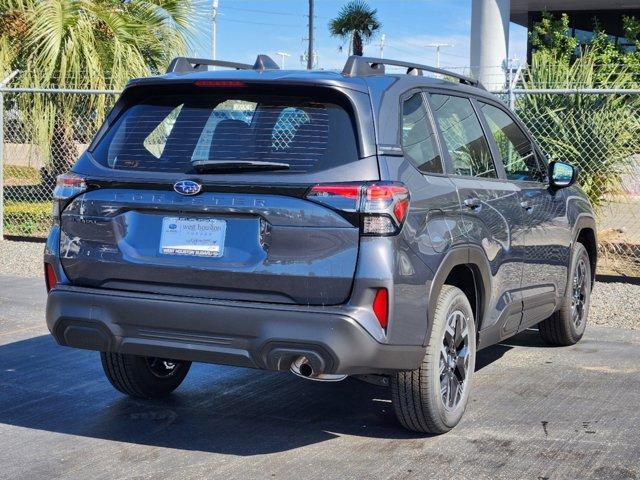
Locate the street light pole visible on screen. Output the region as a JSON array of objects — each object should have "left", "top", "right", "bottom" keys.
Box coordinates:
[
  {"left": 211, "top": 0, "right": 219, "bottom": 61},
  {"left": 379, "top": 34, "right": 386, "bottom": 58},
  {"left": 276, "top": 51, "right": 291, "bottom": 69},
  {"left": 425, "top": 43, "right": 453, "bottom": 68}
]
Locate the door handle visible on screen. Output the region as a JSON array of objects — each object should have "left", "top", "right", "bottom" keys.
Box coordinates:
[
  {"left": 520, "top": 200, "right": 533, "bottom": 211},
  {"left": 463, "top": 197, "right": 481, "bottom": 210}
]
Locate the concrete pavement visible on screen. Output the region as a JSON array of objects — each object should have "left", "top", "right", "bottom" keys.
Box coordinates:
[{"left": 0, "top": 275, "right": 639, "bottom": 479}]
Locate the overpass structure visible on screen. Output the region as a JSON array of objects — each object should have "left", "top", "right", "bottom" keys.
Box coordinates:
[{"left": 470, "top": 0, "right": 640, "bottom": 90}]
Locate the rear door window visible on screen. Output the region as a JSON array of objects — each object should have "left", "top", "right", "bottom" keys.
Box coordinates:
[
  {"left": 479, "top": 102, "right": 545, "bottom": 182},
  {"left": 401, "top": 92, "right": 443, "bottom": 174},
  {"left": 430, "top": 94, "right": 497, "bottom": 179},
  {"left": 92, "top": 93, "right": 359, "bottom": 175}
]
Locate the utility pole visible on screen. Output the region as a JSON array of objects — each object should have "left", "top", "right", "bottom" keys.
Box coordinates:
[
  {"left": 506, "top": 57, "right": 523, "bottom": 109},
  {"left": 379, "top": 34, "right": 386, "bottom": 58},
  {"left": 276, "top": 51, "right": 291, "bottom": 69},
  {"left": 425, "top": 43, "right": 453, "bottom": 68},
  {"left": 211, "top": 0, "right": 219, "bottom": 61},
  {"left": 307, "top": 0, "right": 314, "bottom": 69}
]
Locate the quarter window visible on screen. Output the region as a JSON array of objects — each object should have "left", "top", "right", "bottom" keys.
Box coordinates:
[
  {"left": 480, "top": 102, "right": 544, "bottom": 182},
  {"left": 401, "top": 92, "right": 443, "bottom": 174},
  {"left": 430, "top": 94, "right": 497, "bottom": 178}
]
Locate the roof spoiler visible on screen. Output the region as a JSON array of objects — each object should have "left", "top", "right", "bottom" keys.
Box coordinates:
[
  {"left": 167, "top": 54, "right": 280, "bottom": 74},
  {"left": 342, "top": 56, "right": 484, "bottom": 89}
]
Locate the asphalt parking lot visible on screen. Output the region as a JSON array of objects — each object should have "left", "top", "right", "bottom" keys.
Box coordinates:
[{"left": 1, "top": 274, "right": 639, "bottom": 480}]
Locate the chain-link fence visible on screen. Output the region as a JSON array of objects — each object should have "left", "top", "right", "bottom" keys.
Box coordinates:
[
  {"left": 0, "top": 85, "right": 118, "bottom": 237},
  {"left": 1, "top": 83, "right": 639, "bottom": 276},
  {"left": 505, "top": 88, "right": 640, "bottom": 276}
]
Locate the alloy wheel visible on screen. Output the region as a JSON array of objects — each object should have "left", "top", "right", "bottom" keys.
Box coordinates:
[
  {"left": 146, "top": 357, "right": 179, "bottom": 378},
  {"left": 571, "top": 257, "right": 589, "bottom": 329},
  {"left": 439, "top": 310, "right": 470, "bottom": 411}
]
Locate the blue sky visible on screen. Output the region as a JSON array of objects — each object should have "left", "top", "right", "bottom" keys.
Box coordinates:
[{"left": 190, "top": 0, "right": 528, "bottom": 72}]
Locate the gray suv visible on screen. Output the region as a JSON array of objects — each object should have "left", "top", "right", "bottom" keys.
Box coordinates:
[{"left": 44, "top": 55, "right": 597, "bottom": 434}]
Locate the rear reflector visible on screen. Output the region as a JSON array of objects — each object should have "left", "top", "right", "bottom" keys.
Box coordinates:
[
  {"left": 45, "top": 263, "right": 57, "bottom": 292},
  {"left": 305, "top": 182, "right": 410, "bottom": 235},
  {"left": 372, "top": 288, "right": 389, "bottom": 329}
]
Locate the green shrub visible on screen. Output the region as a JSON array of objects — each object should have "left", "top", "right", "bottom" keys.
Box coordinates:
[{"left": 517, "top": 52, "right": 640, "bottom": 208}]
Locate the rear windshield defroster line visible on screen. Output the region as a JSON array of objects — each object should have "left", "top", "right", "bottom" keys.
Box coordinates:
[{"left": 90, "top": 92, "right": 360, "bottom": 176}]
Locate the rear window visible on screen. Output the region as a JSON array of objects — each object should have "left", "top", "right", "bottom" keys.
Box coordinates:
[{"left": 91, "top": 92, "right": 359, "bottom": 174}]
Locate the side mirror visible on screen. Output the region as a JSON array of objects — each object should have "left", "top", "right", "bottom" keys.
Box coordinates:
[{"left": 548, "top": 161, "right": 577, "bottom": 189}]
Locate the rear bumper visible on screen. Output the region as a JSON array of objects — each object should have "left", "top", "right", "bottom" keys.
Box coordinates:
[{"left": 46, "top": 286, "right": 424, "bottom": 375}]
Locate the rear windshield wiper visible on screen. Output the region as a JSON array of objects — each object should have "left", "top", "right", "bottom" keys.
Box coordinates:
[{"left": 192, "top": 160, "right": 290, "bottom": 173}]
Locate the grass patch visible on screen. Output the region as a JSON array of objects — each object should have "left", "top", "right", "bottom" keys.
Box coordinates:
[
  {"left": 3, "top": 165, "right": 42, "bottom": 186},
  {"left": 4, "top": 201, "right": 52, "bottom": 237}
]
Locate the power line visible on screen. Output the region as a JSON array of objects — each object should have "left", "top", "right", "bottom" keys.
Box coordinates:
[
  {"left": 220, "top": 4, "right": 329, "bottom": 19},
  {"left": 220, "top": 5, "right": 302, "bottom": 17},
  {"left": 218, "top": 17, "right": 300, "bottom": 28},
  {"left": 424, "top": 43, "right": 454, "bottom": 68},
  {"left": 386, "top": 43, "right": 430, "bottom": 58},
  {"left": 439, "top": 51, "right": 469, "bottom": 60}
]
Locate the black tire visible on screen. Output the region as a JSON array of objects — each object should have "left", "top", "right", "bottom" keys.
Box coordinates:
[
  {"left": 100, "top": 352, "right": 191, "bottom": 398},
  {"left": 390, "top": 285, "right": 476, "bottom": 434},
  {"left": 539, "top": 242, "right": 592, "bottom": 346}
]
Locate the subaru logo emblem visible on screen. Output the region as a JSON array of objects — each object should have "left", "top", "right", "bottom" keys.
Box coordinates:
[{"left": 174, "top": 180, "right": 202, "bottom": 196}]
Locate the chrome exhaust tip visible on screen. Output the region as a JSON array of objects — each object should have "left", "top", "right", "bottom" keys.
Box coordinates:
[{"left": 290, "top": 356, "right": 347, "bottom": 382}]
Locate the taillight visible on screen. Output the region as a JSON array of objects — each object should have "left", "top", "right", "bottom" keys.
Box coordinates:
[
  {"left": 44, "top": 263, "right": 58, "bottom": 292},
  {"left": 53, "top": 173, "right": 87, "bottom": 200},
  {"left": 305, "top": 182, "right": 410, "bottom": 236},
  {"left": 305, "top": 184, "right": 362, "bottom": 212},
  {"left": 372, "top": 288, "right": 389, "bottom": 329},
  {"left": 52, "top": 173, "right": 87, "bottom": 221},
  {"left": 362, "top": 183, "right": 409, "bottom": 235}
]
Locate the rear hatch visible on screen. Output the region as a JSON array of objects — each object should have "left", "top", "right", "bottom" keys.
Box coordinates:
[{"left": 58, "top": 81, "right": 378, "bottom": 305}]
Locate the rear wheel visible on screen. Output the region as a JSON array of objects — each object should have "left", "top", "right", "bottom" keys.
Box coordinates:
[
  {"left": 391, "top": 285, "right": 476, "bottom": 434},
  {"left": 100, "top": 352, "right": 191, "bottom": 398},
  {"left": 539, "top": 242, "right": 591, "bottom": 346}
]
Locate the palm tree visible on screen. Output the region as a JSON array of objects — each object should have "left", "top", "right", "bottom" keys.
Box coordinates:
[
  {"left": 329, "top": 0, "right": 380, "bottom": 56},
  {"left": 0, "top": 0, "right": 198, "bottom": 180}
]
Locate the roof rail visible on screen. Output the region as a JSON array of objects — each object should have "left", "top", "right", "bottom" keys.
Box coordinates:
[
  {"left": 166, "top": 55, "right": 280, "bottom": 74},
  {"left": 342, "top": 56, "right": 484, "bottom": 89}
]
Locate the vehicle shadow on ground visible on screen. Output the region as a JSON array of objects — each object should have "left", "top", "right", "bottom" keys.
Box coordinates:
[
  {"left": 475, "top": 328, "right": 550, "bottom": 370},
  {"left": 0, "top": 330, "right": 540, "bottom": 455}
]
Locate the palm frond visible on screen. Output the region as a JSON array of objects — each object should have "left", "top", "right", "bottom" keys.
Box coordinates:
[{"left": 329, "top": 0, "right": 380, "bottom": 42}]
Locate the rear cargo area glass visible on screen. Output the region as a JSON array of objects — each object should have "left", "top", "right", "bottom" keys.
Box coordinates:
[{"left": 91, "top": 93, "right": 359, "bottom": 174}]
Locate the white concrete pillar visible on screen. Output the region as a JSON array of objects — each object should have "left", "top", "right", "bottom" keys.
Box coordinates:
[{"left": 470, "top": 0, "right": 510, "bottom": 91}]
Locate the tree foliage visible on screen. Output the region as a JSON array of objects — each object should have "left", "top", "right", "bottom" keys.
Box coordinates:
[
  {"left": 0, "top": 0, "right": 199, "bottom": 179},
  {"left": 529, "top": 11, "right": 577, "bottom": 61},
  {"left": 0, "top": 0, "right": 197, "bottom": 88},
  {"left": 329, "top": 0, "right": 380, "bottom": 56},
  {"left": 529, "top": 10, "right": 640, "bottom": 80}
]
